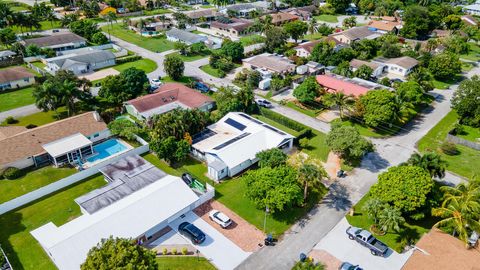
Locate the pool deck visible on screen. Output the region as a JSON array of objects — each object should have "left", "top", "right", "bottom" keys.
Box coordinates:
[{"left": 82, "top": 139, "right": 133, "bottom": 169}]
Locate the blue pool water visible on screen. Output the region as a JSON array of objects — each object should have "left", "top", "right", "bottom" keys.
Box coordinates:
[{"left": 86, "top": 139, "right": 128, "bottom": 163}]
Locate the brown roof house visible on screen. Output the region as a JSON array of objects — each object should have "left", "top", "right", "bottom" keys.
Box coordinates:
[
  {"left": 21, "top": 32, "right": 87, "bottom": 52},
  {"left": 265, "top": 12, "right": 299, "bottom": 25},
  {"left": 242, "top": 53, "right": 296, "bottom": 75},
  {"left": 0, "top": 112, "right": 109, "bottom": 170},
  {"left": 0, "top": 66, "right": 35, "bottom": 91},
  {"left": 329, "top": 26, "right": 382, "bottom": 44},
  {"left": 294, "top": 37, "right": 347, "bottom": 58},
  {"left": 367, "top": 20, "right": 402, "bottom": 34},
  {"left": 403, "top": 229, "right": 480, "bottom": 270},
  {"left": 210, "top": 17, "right": 254, "bottom": 39},
  {"left": 372, "top": 56, "right": 419, "bottom": 77},
  {"left": 349, "top": 59, "right": 385, "bottom": 78},
  {"left": 124, "top": 83, "right": 215, "bottom": 121}
]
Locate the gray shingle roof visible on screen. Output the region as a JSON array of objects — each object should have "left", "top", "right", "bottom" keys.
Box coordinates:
[
  {"left": 22, "top": 32, "right": 86, "bottom": 47},
  {"left": 46, "top": 49, "right": 115, "bottom": 68},
  {"left": 166, "top": 28, "right": 207, "bottom": 44}
]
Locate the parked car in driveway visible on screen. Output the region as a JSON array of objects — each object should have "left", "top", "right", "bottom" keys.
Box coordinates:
[
  {"left": 150, "top": 78, "right": 162, "bottom": 86},
  {"left": 340, "top": 262, "right": 363, "bottom": 270},
  {"left": 346, "top": 226, "right": 389, "bottom": 256},
  {"left": 255, "top": 99, "right": 273, "bottom": 108},
  {"left": 178, "top": 222, "right": 206, "bottom": 244},
  {"left": 209, "top": 210, "right": 232, "bottom": 228}
]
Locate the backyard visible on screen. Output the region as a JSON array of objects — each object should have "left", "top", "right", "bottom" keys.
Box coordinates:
[
  {"left": 303, "top": 32, "right": 323, "bottom": 41},
  {"left": 0, "top": 174, "right": 107, "bottom": 270},
  {"left": 0, "top": 166, "right": 76, "bottom": 204},
  {"left": 417, "top": 110, "right": 480, "bottom": 179},
  {"left": 11, "top": 21, "right": 63, "bottom": 34},
  {"left": 0, "top": 87, "right": 36, "bottom": 112},
  {"left": 239, "top": 35, "right": 266, "bottom": 46},
  {"left": 346, "top": 193, "right": 437, "bottom": 253},
  {"left": 461, "top": 42, "right": 480, "bottom": 61},
  {"left": 314, "top": 14, "right": 339, "bottom": 23},
  {"left": 102, "top": 23, "right": 175, "bottom": 52},
  {"left": 2, "top": 107, "right": 68, "bottom": 127},
  {"left": 167, "top": 52, "right": 209, "bottom": 62}
]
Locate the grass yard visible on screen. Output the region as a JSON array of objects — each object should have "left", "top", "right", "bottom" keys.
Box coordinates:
[
  {"left": 314, "top": 14, "right": 339, "bottom": 23},
  {"left": 346, "top": 193, "right": 436, "bottom": 253},
  {"left": 167, "top": 52, "right": 209, "bottom": 62},
  {"left": 334, "top": 119, "right": 398, "bottom": 138},
  {"left": 103, "top": 23, "right": 175, "bottom": 52},
  {"left": 160, "top": 76, "right": 195, "bottom": 84},
  {"left": 303, "top": 32, "right": 323, "bottom": 41},
  {"left": 432, "top": 75, "right": 463, "bottom": 90},
  {"left": 457, "top": 124, "right": 480, "bottom": 143},
  {"left": 31, "top": 61, "right": 46, "bottom": 69},
  {"left": 0, "top": 166, "right": 76, "bottom": 204},
  {"left": 239, "top": 35, "right": 266, "bottom": 46},
  {"left": 144, "top": 8, "right": 172, "bottom": 15},
  {"left": 156, "top": 257, "right": 216, "bottom": 270},
  {"left": 3, "top": 107, "right": 68, "bottom": 127},
  {"left": 200, "top": 64, "right": 223, "bottom": 78},
  {"left": 0, "top": 87, "right": 36, "bottom": 112},
  {"left": 286, "top": 101, "right": 322, "bottom": 118},
  {"left": 461, "top": 42, "right": 480, "bottom": 61},
  {"left": 0, "top": 174, "right": 107, "bottom": 270},
  {"left": 461, "top": 61, "right": 475, "bottom": 72},
  {"left": 12, "top": 21, "right": 62, "bottom": 34},
  {"left": 114, "top": 58, "right": 158, "bottom": 73},
  {"left": 417, "top": 110, "right": 480, "bottom": 179},
  {"left": 302, "top": 130, "right": 330, "bottom": 161}
]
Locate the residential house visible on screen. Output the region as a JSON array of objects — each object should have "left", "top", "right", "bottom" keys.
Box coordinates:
[
  {"left": 45, "top": 49, "right": 116, "bottom": 75},
  {"left": 124, "top": 83, "right": 215, "bottom": 121},
  {"left": 0, "top": 66, "right": 35, "bottom": 91},
  {"left": 184, "top": 9, "right": 218, "bottom": 23},
  {"left": 316, "top": 74, "right": 390, "bottom": 98},
  {"left": 31, "top": 155, "right": 216, "bottom": 270},
  {"left": 210, "top": 17, "right": 254, "bottom": 39},
  {"left": 285, "top": 5, "right": 316, "bottom": 21},
  {"left": 367, "top": 19, "right": 402, "bottom": 34},
  {"left": 243, "top": 53, "right": 296, "bottom": 76},
  {"left": 191, "top": 112, "right": 294, "bottom": 181},
  {"left": 402, "top": 229, "right": 480, "bottom": 270},
  {"left": 184, "top": 0, "right": 204, "bottom": 5},
  {"left": 166, "top": 28, "right": 208, "bottom": 45},
  {"left": 265, "top": 12, "right": 299, "bottom": 26},
  {"left": 0, "top": 50, "right": 16, "bottom": 60},
  {"left": 20, "top": 32, "right": 87, "bottom": 52},
  {"left": 464, "top": 4, "right": 480, "bottom": 16},
  {"left": 99, "top": 6, "right": 117, "bottom": 17},
  {"left": 329, "top": 26, "right": 382, "bottom": 44},
  {"left": 372, "top": 56, "right": 419, "bottom": 77},
  {"left": 0, "top": 112, "right": 110, "bottom": 170},
  {"left": 141, "top": 21, "right": 172, "bottom": 36},
  {"left": 221, "top": 3, "right": 259, "bottom": 18},
  {"left": 294, "top": 37, "right": 347, "bottom": 58},
  {"left": 461, "top": 15, "right": 478, "bottom": 26},
  {"left": 349, "top": 59, "right": 384, "bottom": 78}
]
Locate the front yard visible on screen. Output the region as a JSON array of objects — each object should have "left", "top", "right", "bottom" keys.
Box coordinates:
[
  {"left": 0, "top": 87, "right": 36, "bottom": 112},
  {"left": 11, "top": 21, "right": 62, "bottom": 33},
  {"left": 113, "top": 58, "right": 158, "bottom": 73},
  {"left": 314, "top": 14, "right": 339, "bottom": 23},
  {"left": 0, "top": 174, "right": 107, "bottom": 270},
  {"left": 155, "top": 257, "right": 216, "bottom": 270},
  {"left": 102, "top": 23, "right": 176, "bottom": 53},
  {"left": 239, "top": 35, "right": 266, "bottom": 46},
  {"left": 0, "top": 166, "right": 76, "bottom": 204},
  {"left": 417, "top": 110, "right": 480, "bottom": 179},
  {"left": 200, "top": 63, "right": 241, "bottom": 78},
  {"left": 461, "top": 42, "right": 480, "bottom": 61},
  {"left": 2, "top": 107, "right": 68, "bottom": 127}
]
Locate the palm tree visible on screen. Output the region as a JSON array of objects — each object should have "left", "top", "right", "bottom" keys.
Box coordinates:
[
  {"left": 0, "top": 2, "right": 14, "bottom": 27},
  {"left": 106, "top": 11, "right": 117, "bottom": 41},
  {"left": 308, "top": 17, "right": 317, "bottom": 35},
  {"left": 292, "top": 260, "right": 325, "bottom": 270},
  {"left": 60, "top": 13, "right": 79, "bottom": 28},
  {"left": 323, "top": 92, "right": 355, "bottom": 120},
  {"left": 298, "top": 164, "right": 324, "bottom": 202},
  {"left": 406, "top": 152, "right": 446, "bottom": 179},
  {"left": 45, "top": 8, "right": 57, "bottom": 29},
  {"left": 34, "top": 81, "right": 61, "bottom": 118},
  {"left": 378, "top": 206, "right": 405, "bottom": 232},
  {"left": 362, "top": 198, "right": 384, "bottom": 225},
  {"left": 59, "top": 80, "right": 79, "bottom": 117},
  {"left": 392, "top": 94, "right": 414, "bottom": 124}
]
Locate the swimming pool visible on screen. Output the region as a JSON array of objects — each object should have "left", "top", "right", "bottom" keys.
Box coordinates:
[{"left": 86, "top": 139, "right": 128, "bottom": 163}]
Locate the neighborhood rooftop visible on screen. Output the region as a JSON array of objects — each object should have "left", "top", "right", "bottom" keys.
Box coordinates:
[
  {"left": 0, "top": 112, "right": 107, "bottom": 167},
  {"left": 243, "top": 53, "right": 296, "bottom": 73},
  {"left": 166, "top": 28, "right": 207, "bottom": 44},
  {"left": 350, "top": 59, "right": 382, "bottom": 70},
  {"left": 46, "top": 49, "right": 116, "bottom": 70},
  {"left": 21, "top": 32, "right": 86, "bottom": 47},
  {"left": 75, "top": 154, "right": 167, "bottom": 214},
  {"left": 330, "top": 26, "right": 382, "bottom": 41},
  {"left": 373, "top": 56, "right": 419, "bottom": 69},
  {"left": 316, "top": 74, "right": 389, "bottom": 97},
  {"left": 184, "top": 8, "right": 217, "bottom": 19},
  {"left": 0, "top": 66, "right": 34, "bottom": 84},
  {"left": 210, "top": 17, "right": 253, "bottom": 32}
]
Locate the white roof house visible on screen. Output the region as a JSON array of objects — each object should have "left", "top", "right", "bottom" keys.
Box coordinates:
[
  {"left": 192, "top": 112, "right": 294, "bottom": 181},
  {"left": 31, "top": 175, "right": 200, "bottom": 270}
]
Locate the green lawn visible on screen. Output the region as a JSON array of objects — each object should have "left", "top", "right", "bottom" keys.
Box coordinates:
[
  {"left": 461, "top": 42, "right": 480, "bottom": 61},
  {"left": 417, "top": 110, "right": 480, "bottom": 179},
  {"left": 31, "top": 61, "right": 46, "bottom": 69},
  {"left": 200, "top": 64, "right": 223, "bottom": 78},
  {"left": 103, "top": 23, "right": 175, "bottom": 52},
  {"left": 160, "top": 76, "right": 195, "bottom": 84},
  {"left": 314, "top": 14, "right": 339, "bottom": 23},
  {"left": 432, "top": 75, "right": 463, "bottom": 90},
  {"left": 0, "top": 166, "right": 76, "bottom": 204},
  {"left": 302, "top": 130, "right": 330, "bottom": 162},
  {"left": 286, "top": 101, "right": 322, "bottom": 118},
  {"left": 457, "top": 124, "right": 480, "bottom": 143},
  {"left": 461, "top": 61, "right": 475, "bottom": 72},
  {"left": 0, "top": 174, "right": 107, "bottom": 270},
  {"left": 144, "top": 8, "right": 172, "bottom": 15},
  {"left": 334, "top": 119, "right": 398, "bottom": 138},
  {"left": 346, "top": 193, "right": 436, "bottom": 253},
  {"left": 156, "top": 257, "right": 216, "bottom": 270},
  {"left": 303, "top": 32, "right": 323, "bottom": 41},
  {"left": 167, "top": 52, "right": 209, "bottom": 62},
  {"left": 239, "top": 35, "right": 266, "bottom": 46},
  {"left": 0, "top": 87, "right": 36, "bottom": 112},
  {"left": 114, "top": 58, "right": 158, "bottom": 73},
  {"left": 3, "top": 107, "right": 68, "bottom": 127},
  {"left": 12, "top": 21, "right": 63, "bottom": 34}
]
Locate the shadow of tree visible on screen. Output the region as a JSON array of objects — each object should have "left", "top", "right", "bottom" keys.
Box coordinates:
[
  {"left": 321, "top": 182, "right": 352, "bottom": 211},
  {"left": 0, "top": 212, "right": 26, "bottom": 270}
]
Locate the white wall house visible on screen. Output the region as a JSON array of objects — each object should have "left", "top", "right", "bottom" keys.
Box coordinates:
[
  {"left": 372, "top": 56, "right": 419, "bottom": 77},
  {"left": 191, "top": 112, "right": 295, "bottom": 181},
  {"left": 0, "top": 66, "right": 35, "bottom": 91},
  {"left": 464, "top": 4, "right": 480, "bottom": 16},
  {"left": 45, "top": 49, "right": 116, "bottom": 75}
]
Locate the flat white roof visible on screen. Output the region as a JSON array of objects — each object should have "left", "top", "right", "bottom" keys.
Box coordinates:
[
  {"left": 31, "top": 176, "right": 199, "bottom": 270},
  {"left": 42, "top": 133, "right": 92, "bottom": 157},
  {"left": 139, "top": 101, "right": 189, "bottom": 119}
]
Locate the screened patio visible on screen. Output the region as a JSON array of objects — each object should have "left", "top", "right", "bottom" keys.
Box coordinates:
[{"left": 41, "top": 133, "right": 94, "bottom": 167}]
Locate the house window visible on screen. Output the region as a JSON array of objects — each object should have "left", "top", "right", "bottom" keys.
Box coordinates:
[
  {"left": 93, "top": 133, "right": 99, "bottom": 138},
  {"left": 23, "top": 78, "right": 30, "bottom": 82}
]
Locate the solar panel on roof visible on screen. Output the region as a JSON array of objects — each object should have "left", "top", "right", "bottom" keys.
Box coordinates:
[
  {"left": 213, "top": 133, "right": 250, "bottom": 150},
  {"left": 263, "top": 125, "right": 287, "bottom": 135},
  {"left": 192, "top": 129, "right": 217, "bottom": 144},
  {"left": 225, "top": 118, "right": 246, "bottom": 131}
]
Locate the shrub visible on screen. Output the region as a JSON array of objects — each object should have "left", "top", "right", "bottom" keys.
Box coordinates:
[
  {"left": 5, "top": 116, "right": 17, "bottom": 124},
  {"left": 260, "top": 108, "right": 305, "bottom": 132},
  {"left": 452, "top": 123, "right": 465, "bottom": 135},
  {"left": 3, "top": 167, "right": 23, "bottom": 180},
  {"left": 162, "top": 248, "right": 167, "bottom": 255},
  {"left": 299, "top": 137, "right": 309, "bottom": 149},
  {"left": 171, "top": 248, "right": 177, "bottom": 255},
  {"left": 0, "top": 168, "right": 5, "bottom": 180},
  {"left": 25, "top": 124, "right": 37, "bottom": 129},
  {"left": 440, "top": 141, "right": 459, "bottom": 155},
  {"left": 181, "top": 247, "right": 188, "bottom": 255},
  {"left": 116, "top": 55, "right": 142, "bottom": 64}
]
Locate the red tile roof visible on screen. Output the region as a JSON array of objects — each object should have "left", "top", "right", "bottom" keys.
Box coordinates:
[
  {"left": 316, "top": 74, "right": 370, "bottom": 97},
  {"left": 127, "top": 83, "right": 213, "bottom": 113}
]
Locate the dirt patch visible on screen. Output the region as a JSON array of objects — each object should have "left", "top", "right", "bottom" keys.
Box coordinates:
[
  {"left": 79, "top": 68, "right": 120, "bottom": 81},
  {"left": 317, "top": 109, "right": 340, "bottom": 122},
  {"left": 194, "top": 200, "right": 265, "bottom": 252},
  {"left": 308, "top": 249, "right": 342, "bottom": 270},
  {"left": 322, "top": 151, "right": 342, "bottom": 181}
]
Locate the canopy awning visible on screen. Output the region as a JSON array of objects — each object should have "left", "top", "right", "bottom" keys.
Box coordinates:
[{"left": 42, "top": 133, "right": 92, "bottom": 157}]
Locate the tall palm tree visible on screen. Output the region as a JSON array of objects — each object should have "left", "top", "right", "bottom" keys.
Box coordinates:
[
  {"left": 106, "top": 11, "right": 117, "bottom": 41},
  {"left": 406, "top": 152, "right": 446, "bottom": 179},
  {"left": 0, "top": 2, "right": 14, "bottom": 27},
  {"left": 324, "top": 92, "right": 355, "bottom": 120},
  {"left": 33, "top": 81, "right": 61, "bottom": 118},
  {"left": 362, "top": 198, "right": 384, "bottom": 225},
  {"left": 298, "top": 164, "right": 324, "bottom": 202},
  {"left": 392, "top": 94, "right": 414, "bottom": 124},
  {"left": 45, "top": 9, "right": 57, "bottom": 29},
  {"left": 378, "top": 206, "right": 405, "bottom": 232},
  {"left": 308, "top": 17, "right": 317, "bottom": 35}
]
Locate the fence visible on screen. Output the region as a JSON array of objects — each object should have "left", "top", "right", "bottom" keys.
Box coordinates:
[
  {"left": 447, "top": 133, "right": 480, "bottom": 151},
  {"left": 26, "top": 62, "right": 48, "bottom": 76},
  {"left": 0, "top": 143, "right": 149, "bottom": 215},
  {"left": 0, "top": 56, "right": 23, "bottom": 68},
  {"left": 194, "top": 183, "right": 215, "bottom": 208}
]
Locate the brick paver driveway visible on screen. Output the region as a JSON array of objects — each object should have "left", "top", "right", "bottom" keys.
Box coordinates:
[{"left": 194, "top": 200, "right": 265, "bottom": 252}]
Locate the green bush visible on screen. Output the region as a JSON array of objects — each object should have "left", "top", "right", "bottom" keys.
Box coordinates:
[
  {"left": 260, "top": 108, "right": 305, "bottom": 132},
  {"left": 25, "top": 124, "right": 37, "bottom": 129},
  {"left": 171, "top": 248, "right": 177, "bottom": 255},
  {"left": 299, "top": 137, "right": 309, "bottom": 149},
  {"left": 162, "top": 248, "right": 167, "bottom": 255},
  {"left": 3, "top": 167, "right": 23, "bottom": 180},
  {"left": 440, "top": 141, "right": 459, "bottom": 155},
  {"left": 181, "top": 247, "right": 188, "bottom": 255},
  {"left": 0, "top": 168, "right": 5, "bottom": 180},
  {"left": 5, "top": 116, "right": 17, "bottom": 124},
  {"left": 116, "top": 55, "right": 142, "bottom": 64}
]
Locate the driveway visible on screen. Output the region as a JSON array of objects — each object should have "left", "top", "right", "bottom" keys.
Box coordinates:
[
  {"left": 169, "top": 211, "right": 251, "bottom": 270},
  {"left": 313, "top": 218, "right": 413, "bottom": 270}
]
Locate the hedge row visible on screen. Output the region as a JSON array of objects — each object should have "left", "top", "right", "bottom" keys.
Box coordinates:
[
  {"left": 116, "top": 55, "right": 142, "bottom": 64},
  {"left": 259, "top": 108, "right": 312, "bottom": 141}
]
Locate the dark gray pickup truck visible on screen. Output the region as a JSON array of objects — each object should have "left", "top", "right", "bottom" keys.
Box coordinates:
[{"left": 346, "top": 226, "right": 389, "bottom": 256}]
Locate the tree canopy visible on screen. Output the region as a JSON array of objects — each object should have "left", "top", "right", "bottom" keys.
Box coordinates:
[
  {"left": 428, "top": 52, "right": 461, "bottom": 80},
  {"left": 164, "top": 54, "right": 185, "bottom": 80},
  {"left": 396, "top": 81, "right": 424, "bottom": 106},
  {"left": 326, "top": 124, "right": 373, "bottom": 163},
  {"left": 283, "top": 20, "right": 308, "bottom": 43},
  {"left": 99, "top": 67, "right": 148, "bottom": 106},
  {"left": 293, "top": 76, "right": 321, "bottom": 103},
  {"left": 256, "top": 148, "right": 288, "bottom": 168},
  {"left": 358, "top": 90, "right": 398, "bottom": 129},
  {"left": 265, "top": 27, "right": 288, "bottom": 53},
  {"left": 451, "top": 76, "right": 480, "bottom": 127},
  {"left": 220, "top": 40, "right": 244, "bottom": 62}
]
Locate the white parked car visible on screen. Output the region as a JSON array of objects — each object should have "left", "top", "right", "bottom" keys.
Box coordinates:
[
  {"left": 255, "top": 99, "right": 273, "bottom": 108},
  {"left": 208, "top": 210, "right": 232, "bottom": 228},
  {"left": 150, "top": 78, "right": 162, "bottom": 86}
]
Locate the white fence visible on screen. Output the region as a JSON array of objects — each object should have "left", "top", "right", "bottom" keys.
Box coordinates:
[
  {"left": 194, "top": 183, "right": 215, "bottom": 208},
  {"left": 0, "top": 144, "right": 149, "bottom": 215}
]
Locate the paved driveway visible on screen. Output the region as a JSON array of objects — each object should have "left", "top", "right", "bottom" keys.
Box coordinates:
[
  {"left": 313, "top": 218, "right": 413, "bottom": 270},
  {"left": 170, "top": 211, "right": 251, "bottom": 270}
]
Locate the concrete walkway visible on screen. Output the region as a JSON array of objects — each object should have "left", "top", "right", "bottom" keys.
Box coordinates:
[{"left": 0, "top": 104, "right": 40, "bottom": 122}]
